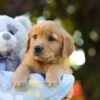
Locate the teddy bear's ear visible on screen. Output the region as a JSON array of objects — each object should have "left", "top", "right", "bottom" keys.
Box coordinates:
[{"left": 15, "top": 15, "right": 32, "bottom": 32}]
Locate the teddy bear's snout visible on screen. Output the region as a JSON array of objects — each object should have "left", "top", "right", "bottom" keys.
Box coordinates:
[{"left": 2, "top": 33, "right": 11, "bottom": 40}]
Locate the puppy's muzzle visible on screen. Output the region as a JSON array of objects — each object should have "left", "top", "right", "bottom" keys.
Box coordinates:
[{"left": 34, "top": 45, "right": 43, "bottom": 56}]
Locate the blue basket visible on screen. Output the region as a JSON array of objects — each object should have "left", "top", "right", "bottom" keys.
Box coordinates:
[{"left": 0, "top": 71, "right": 74, "bottom": 100}]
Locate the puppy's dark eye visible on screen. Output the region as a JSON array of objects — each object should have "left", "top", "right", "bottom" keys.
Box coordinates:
[
  {"left": 32, "top": 34, "right": 37, "bottom": 39},
  {"left": 48, "top": 35, "right": 56, "bottom": 41}
]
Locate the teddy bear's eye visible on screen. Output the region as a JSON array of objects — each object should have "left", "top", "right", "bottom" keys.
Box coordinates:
[
  {"left": 7, "top": 24, "right": 17, "bottom": 35},
  {"left": 9, "top": 30, "right": 15, "bottom": 35},
  {"left": 32, "top": 34, "right": 37, "bottom": 39},
  {"left": 48, "top": 35, "right": 56, "bottom": 41}
]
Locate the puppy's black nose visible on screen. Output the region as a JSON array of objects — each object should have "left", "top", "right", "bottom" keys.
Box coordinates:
[{"left": 34, "top": 45, "right": 43, "bottom": 55}]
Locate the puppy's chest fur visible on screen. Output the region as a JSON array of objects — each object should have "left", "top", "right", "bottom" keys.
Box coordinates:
[
  {"left": 32, "top": 59, "right": 69, "bottom": 74},
  {"left": 31, "top": 60, "right": 52, "bottom": 73}
]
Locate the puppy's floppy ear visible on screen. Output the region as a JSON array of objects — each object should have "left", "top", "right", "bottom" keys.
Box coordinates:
[
  {"left": 62, "top": 29, "right": 74, "bottom": 58},
  {"left": 26, "top": 25, "right": 35, "bottom": 52},
  {"left": 26, "top": 30, "right": 32, "bottom": 52}
]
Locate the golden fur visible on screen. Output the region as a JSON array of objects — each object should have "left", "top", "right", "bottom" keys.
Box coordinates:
[{"left": 12, "top": 21, "right": 74, "bottom": 89}]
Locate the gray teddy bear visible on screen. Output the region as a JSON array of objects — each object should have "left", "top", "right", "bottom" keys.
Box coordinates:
[{"left": 0, "top": 15, "right": 31, "bottom": 71}]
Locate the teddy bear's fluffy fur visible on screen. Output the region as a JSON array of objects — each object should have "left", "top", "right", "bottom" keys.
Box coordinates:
[
  {"left": 13, "top": 21, "right": 74, "bottom": 88},
  {"left": 0, "top": 15, "right": 31, "bottom": 71}
]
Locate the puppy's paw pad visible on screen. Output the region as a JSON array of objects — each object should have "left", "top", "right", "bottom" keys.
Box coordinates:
[
  {"left": 46, "top": 77, "right": 60, "bottom": 88},
  {"left": 12, "top": 77, "right": 27, "bottom": 89}
]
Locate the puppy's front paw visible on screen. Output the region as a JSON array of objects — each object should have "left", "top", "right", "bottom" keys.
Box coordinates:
[
  {"left": 46, "top": 75, "right": 62, "bottom": 88},
  {"left": 12, "top": 75, "right": 28, "bottom": 89}
]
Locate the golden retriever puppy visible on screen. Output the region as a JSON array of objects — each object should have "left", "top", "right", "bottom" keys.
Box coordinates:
[{"left": 12, "top": 21, "right": 74, "bottom": 89}]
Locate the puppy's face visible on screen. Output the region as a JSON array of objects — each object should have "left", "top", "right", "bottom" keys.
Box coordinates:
[{"left": 27, "top": 21, "right": 73, "bottom": 62}]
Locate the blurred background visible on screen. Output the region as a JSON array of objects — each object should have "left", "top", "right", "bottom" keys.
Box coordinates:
[{"left": 0, "top": 0, "right": 100, "bottom": 100}]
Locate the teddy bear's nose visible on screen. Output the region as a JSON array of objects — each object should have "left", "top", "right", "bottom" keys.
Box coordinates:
[{"left": 2, "top": 33, "right": 11, "bottom": 40}]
